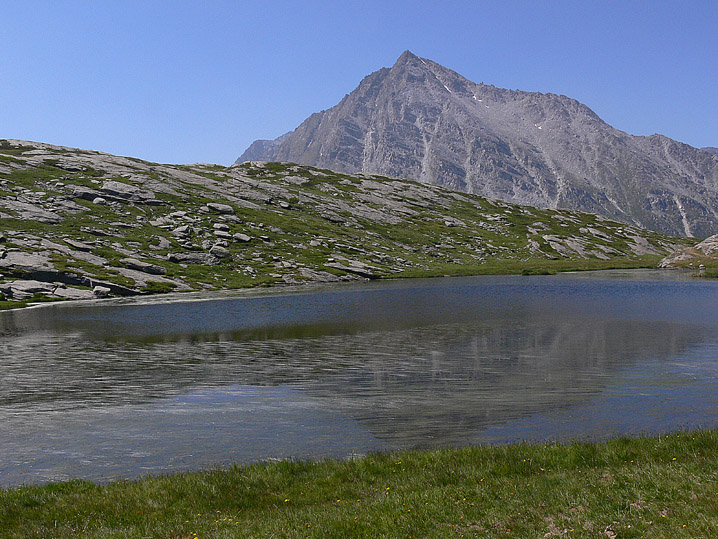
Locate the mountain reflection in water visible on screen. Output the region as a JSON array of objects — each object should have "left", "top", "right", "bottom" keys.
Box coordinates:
[{"left": 1, "top": 273, "right": 717, "bottom": 485}]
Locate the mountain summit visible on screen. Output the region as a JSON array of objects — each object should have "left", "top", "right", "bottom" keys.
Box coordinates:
[{"left": 237, "top": 51, "right": 718, "bottom": 237}]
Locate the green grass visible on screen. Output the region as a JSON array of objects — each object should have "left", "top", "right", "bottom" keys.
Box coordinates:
[
  {"left": 140, "top": 281, "right": 178, "bottom": 294},
  {"left": 0, "top": 293, "right": 66, "bottom": 310},
  {"left": 1, "top": 430, "right": 717, "bottom": 537},
  {"left": 387, "top": 255, "right": 663, "bottom": 280}
]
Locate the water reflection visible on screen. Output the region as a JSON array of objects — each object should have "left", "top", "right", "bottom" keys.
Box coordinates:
[{"left": 1, "top": 273, "right": 717, "bottom": 485}]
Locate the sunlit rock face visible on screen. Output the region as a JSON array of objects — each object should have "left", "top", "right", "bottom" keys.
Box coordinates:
[
  {"left": 660, "top": 234, "right": 718, "bottom": 268},
  {"left": 238, "top": 51, "right": 718, "bottom": 238}
]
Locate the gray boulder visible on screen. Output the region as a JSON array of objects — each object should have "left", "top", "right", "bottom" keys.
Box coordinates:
[
  {"left": 93, "top": 285, "right": 112, "bottom": 298},
  {"left": 209, "top": 245, "right": 230, "bottom": 258},
  {"left": 207, "top": 202, "right": 234, "bottom": 214},
  {"left": 120, "top": 257, "right": 167, "bottom": 275},
  {"left": 0, "top": 280, "right": 55, "bottom": 300}
]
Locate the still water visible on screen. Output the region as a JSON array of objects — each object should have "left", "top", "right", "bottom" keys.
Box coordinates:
[{"left": 1, "top": 270, "right": 717, "bottom": 486}]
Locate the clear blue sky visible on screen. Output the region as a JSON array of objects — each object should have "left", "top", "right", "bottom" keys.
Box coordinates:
[{"left": 2, "top": 1, "right": 716, "bottom": 165}]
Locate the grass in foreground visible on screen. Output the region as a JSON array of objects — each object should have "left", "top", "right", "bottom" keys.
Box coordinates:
[{"left": 2, "top": 430, "right": 717, "bottom": 538}]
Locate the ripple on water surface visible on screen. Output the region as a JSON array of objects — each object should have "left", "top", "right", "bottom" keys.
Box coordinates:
[{"left": 1, "top": 272, "right": 717, "bottom": 485}]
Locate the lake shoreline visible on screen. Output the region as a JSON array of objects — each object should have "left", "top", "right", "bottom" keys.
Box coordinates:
[
  {"left": 0, "top": 259, "right": 698, "bottom": 313},
  {"left": 2, "top": 428, "right": 716, "bottom": 537}
]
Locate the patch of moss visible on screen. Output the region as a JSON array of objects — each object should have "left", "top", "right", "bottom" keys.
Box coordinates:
[{"left": 141, "top": 281, "right": 177, "bottom": 294}]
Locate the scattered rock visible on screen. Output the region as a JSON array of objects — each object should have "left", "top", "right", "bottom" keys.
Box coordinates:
[
  {"left": 0, "top": 200, "right": 62, "bottom": 223},
  {"left": 0, "top": 280, "right": 56, "bottom": 300},
  {"left": 0, "top": 251, "right": 55, "bottom": 274},
  {"left": 92, "top": 197, "right": 107, "bottom": 205},
  {"left": 299, "top": 268, "right": 341, "bottom": 282},
  {"left": 207, "top": 202, "right": 234, "bottom": 214},
  {"left": 209, "top": 245, "right": 230, "bottom": 258},
  {"left": 51, "top": 286, "right": 95, "bottom": 300},
  {"left": 233, "top": 233, "right": 251, "bottom": 242},
  {"left": 660, "top": 234, "right": 718, "bottom": 267},
  {"left": 156, "top": 236, "right": 171, "bottom": 249},
  {"left": 324, "top": 257, "right": 379, "bottom": 279},
  {"left": 93, "top": 285, "right": 112, "bottom": 298},
  {"left": 696, "top": 234, "right": 718, "bottom": 256},
  {"left": 64, "top": 239, "right": 94, "bottom": 252},
  {"left": 167, "top": 252, "right": 216, "bottom": 264},
  {"left": 80, "top": 227, "right": 112, "bottom": 236},
  {"left": 100, "top": 180, "right": 156, "bottom": 203},
  {"left": 120, "top": 257, "right": 167, "bottom": 275}
]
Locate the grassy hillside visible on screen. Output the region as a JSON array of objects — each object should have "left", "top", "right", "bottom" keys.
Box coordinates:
[{"left": 0, "top": 139, "right": 692, "bottom": 308}]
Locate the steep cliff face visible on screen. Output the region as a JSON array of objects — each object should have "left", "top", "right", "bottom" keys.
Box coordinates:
[{"left": 238, "top": 51, "right": 718, "bottom": 238}]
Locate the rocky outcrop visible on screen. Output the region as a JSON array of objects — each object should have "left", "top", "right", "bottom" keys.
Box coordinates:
[
  {"left": 659, "top": 234, "right": 718, "bottom": 268},
  {"left": 0, "top": 139, "right": 689, "bottom": 306},
  {"left": 238, "top": 51, "right": 718, "bottom": 238},
  {"left": 120, "top": 257, "right": 167, "bottom": 275}
]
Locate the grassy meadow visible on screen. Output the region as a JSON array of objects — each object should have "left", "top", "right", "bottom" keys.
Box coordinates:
[{"left": 2, "top": 429, "right": 717, "bottom": 537}]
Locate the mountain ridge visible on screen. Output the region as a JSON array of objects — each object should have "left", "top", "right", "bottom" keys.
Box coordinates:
[{"left": 237, "top": 51, "right": 718, "bottom": 238}]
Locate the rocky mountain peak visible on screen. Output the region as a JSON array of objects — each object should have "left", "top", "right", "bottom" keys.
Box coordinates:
[
  {"left": 393, "top": 49, "right": 422, "bottom": 66},
  {"left": 237, "top": 53, "right": 718, "bottom": 238}
]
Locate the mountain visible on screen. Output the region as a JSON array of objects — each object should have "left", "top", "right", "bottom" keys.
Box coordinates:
[
  {"left": 240, "top": 132, "right": 292, "bottom": 162},
  {"left": 0, "top": 139, "right": 687, "bottom": 306},
  {"left": 702, "top": 147, "right": 718, "bottom": 155},
  {"left": 237, "top": 51, "right": 718, "bottom": 238}
]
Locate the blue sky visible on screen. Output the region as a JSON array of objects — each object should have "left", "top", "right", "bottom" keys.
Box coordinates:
[{"left": 2, "top": 1, "right": 716, "bottom": 165}]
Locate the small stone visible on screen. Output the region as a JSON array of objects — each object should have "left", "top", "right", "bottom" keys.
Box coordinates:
[
  {"left": 92, "top": 197, "right": 107, "bottom": 205},
  {"left": 156, "top": 236, "right": 171, "bottom": 249},
  {"left": 64, "top": 239, "right": 94, "bottom": 252},
  {"left": 120, "top": 257, "right": 167, "bottom": 275},
  {"left": 168, "top": 252, "right": 203, "bottom": 264},
  {"left": 214, "top": 230, "right": 232, "bottom": 239},
  {"left": 233, "top": 233, "right": 251, "bottom": 242},
  {"left": 93, "top": 285, "right": 112, "bottom": 298},
  {"left": 209, "top": 245, "right": 230, "bottom": 258},
  {"left": 207, "top": 202, "right": 234, "bottom": 214},
  {"left": 213, "top": 223, "right": 230, "bottom": 231}
]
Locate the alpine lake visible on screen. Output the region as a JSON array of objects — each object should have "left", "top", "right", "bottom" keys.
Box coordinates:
[{"left": 2, "top": 270, "right": 717, "bottom": 487}]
